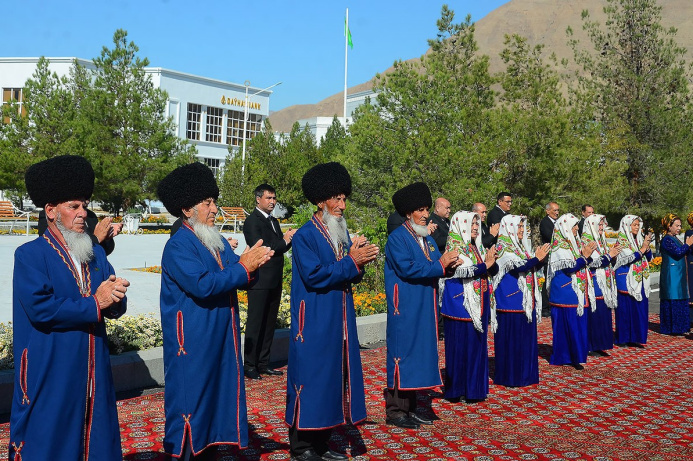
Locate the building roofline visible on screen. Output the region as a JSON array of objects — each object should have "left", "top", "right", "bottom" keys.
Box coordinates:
[{"left": 0, "top": 57, "right": 273, "bottom": 95}]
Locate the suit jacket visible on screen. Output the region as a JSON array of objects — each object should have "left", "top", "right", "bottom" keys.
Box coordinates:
[
  {"left": 539, "top": 216, "right": 555, "bottom": 244},
  {"left": 577, "top": 217, "right": 586, "bottom": 237},
  {"left": 481, "top": 222, "right": 496, "bottom": 249},
  {"left": 487, "top": 205, "right": 507, "bottom": 227},
  {"left": 387, "top": 211, "right": 406, "bottom": 235},
  {"left": 428, "top": 213, "right": 450, "bottom": 253},
  {"left": 243, "top": 208, "right": 290, "bottom": 289}
]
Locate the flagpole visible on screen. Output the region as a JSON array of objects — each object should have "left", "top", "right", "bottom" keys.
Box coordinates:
[{"left": 344, "top": 7, "right": 349, "bottom": 120}]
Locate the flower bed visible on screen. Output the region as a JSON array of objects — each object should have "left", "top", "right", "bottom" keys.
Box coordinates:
[{"left": 0, "top": 314, "right": 164, "bottom": 370}]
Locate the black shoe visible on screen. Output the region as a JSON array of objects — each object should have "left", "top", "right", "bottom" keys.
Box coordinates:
[
  {"left": 628, "top": 342, "right": 645, "bottom": 348},
  {"left": 410, "top": 413, "right": 434, "bottom": 425},
  {"left": 588, "top": 351, "right": 600, "bottom": 357},
  {"left": 291, "top": 448, "right": 324, "bottom": 461},
  {"left": 572, "top": 363, "right": 584, "bottom": 370},
  {"left": 444, "top": 397, "right": 461, "bottom": 403},
  {"left": 259, "top": 367, "right": 283, "bottom": 376},
  {"left": 386, "top": 416, "right": 419, "bottom": 429},
  {"left": 320, "top": 449, "right": 348, "bottom": 460},
  {"left": 244, "top": 368, "right": 262, "bottom": 380},
  {"left": 598, "top": 350, "right": 610, "bottom": 357}
]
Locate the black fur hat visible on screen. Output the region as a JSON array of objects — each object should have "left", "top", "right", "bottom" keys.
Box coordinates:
[
  {"left": 157, "top": 162, "right": 219, "bottom": 218},
  {"left": 301, "top": 162, "right": 352, "bottom": 205},
  {"left": 392, "top": 182, "right": 432, "bottom": 216},
  {"left": 25, "top": 155, "right": 95, "bottom": 208}
]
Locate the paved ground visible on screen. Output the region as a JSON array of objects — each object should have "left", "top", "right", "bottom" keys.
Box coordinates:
[{"left": 0, "top": 232, "right": 246, "bottom": 324}]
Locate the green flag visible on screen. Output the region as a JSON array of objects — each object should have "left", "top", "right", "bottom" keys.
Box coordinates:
[{"left": 344, "top": 17, "right": 353, "bottom": 49}]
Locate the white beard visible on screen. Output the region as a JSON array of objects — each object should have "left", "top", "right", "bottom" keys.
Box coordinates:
[
  {"left": 409, "top": 219, "right": 429, "bottom": 237},
  {"left": 322, "top": 208, "right": 349, "bottom": 250},
  {"left": 56, "top": 214, "right": 94, "bottom": 264},
  {"left": 190, "top": 217, "right": 225, "bottom": 253}
]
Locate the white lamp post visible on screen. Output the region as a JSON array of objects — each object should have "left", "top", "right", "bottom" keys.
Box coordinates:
[{"left": 241, "top": 81, "right": 282, "bottom": 177}]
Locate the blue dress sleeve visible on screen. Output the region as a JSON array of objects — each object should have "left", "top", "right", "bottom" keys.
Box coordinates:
[
  {"left": 661, "top": 235, "right": 690, "bottom": 257},
  {"left": 508, "top": 257, "right": 540, "bottom": 276}
]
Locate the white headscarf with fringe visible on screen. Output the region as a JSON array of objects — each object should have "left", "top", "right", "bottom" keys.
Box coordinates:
[
  {"left": 613, "top": 214, "right": 650, "bottom": 301},
  {"left": 439, "top": 211, "right": 497, "bottom": 333},
  {"left": 547, "top": 213, "right": 594, "bottom": 316},
  {"left": 581, "top": 214, "right": 618, "bottom": 310},
  {"left": 492, "top": 215, "right": 541, "bottom": 323}
]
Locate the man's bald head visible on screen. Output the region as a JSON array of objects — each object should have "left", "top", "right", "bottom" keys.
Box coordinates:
[{"left": 434, "top": 197, "right": 451, "bottom": 219}]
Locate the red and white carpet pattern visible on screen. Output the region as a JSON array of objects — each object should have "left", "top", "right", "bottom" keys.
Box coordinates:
[{"left": 3, "top": 314, "right": 693, "bottom": 460}]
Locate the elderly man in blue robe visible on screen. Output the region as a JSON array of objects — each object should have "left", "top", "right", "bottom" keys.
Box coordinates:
[
  {"left": 10, "top": 155, "right": 129, "bottom": 461},
  {"left": 384, "top": 182, "right": 461, "bottom": 429},
  {"left": 158, "top": 162, "right": 272, "bottom": 461},
  {"left": 285, "top": 162, "right": 379, "bottom": 461}
]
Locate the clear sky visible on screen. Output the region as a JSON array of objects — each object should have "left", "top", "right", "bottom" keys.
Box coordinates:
[{"left": 1, "top": 0, "right": 510, "bottom": 111}]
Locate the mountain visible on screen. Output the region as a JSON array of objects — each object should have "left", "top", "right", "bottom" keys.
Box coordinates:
[{"left": 268, "top": 0, "right": 693, "bottom": 133}]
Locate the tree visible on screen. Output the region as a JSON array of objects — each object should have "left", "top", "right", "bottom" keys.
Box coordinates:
[
  {"left": 219, "top": 120, "right": 321, "bottom": 213},
  {"left": 319, "top": 116, "right": 349, "bottom": 162},
  {"left": 494, "top": 34, "right": 628, "bottom": 223},
  {"left": 567, "top": 0, "right": 693, "bottom": 225},
  {"left": 347, "top": 5, "right": 498, "bottom": 218},
  {"left": 83, "top": 30, "right": 196, "bottom": 214},
  {"left": 0, "top": 31, "right": 196, "bottom": 213}
]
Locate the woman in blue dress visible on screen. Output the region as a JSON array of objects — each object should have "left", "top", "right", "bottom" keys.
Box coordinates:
[
  {"left": 581, "top": 214, "right": 622, "bottom": 355},
  {"left": 613, "top": 215, "right": 654, "bottom": 347},
  {"left": 685, "top": 212, "right": 693, "bottom": 323},
  {"left": 547, "top": 213, "right": 598, "bottom": 370},
  {"left": 492, "top": 215, "right": 550, "bottom": 387},
  {"left": 440, "top": 211, "right": 498, "bottom": 402},
  {"left": 659, "top": 213, "right": 693, "bottom": 335}
]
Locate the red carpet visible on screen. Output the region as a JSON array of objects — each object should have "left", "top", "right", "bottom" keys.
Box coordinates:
[{"left": 4, "top": 314, "right": 693, "bottom": 460}]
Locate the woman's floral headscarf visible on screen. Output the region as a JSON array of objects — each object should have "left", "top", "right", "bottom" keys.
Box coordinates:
[
  {"left": 581, "top": 214, "right": 617, "bottom": 309},
  {"left": 687, "top": 211, "right": 693, "bottom": 229},
  {"left": 439, "top": 211, "right": 496, "bottom": 333},
  {"left": 547, "top": 213, "right": 594, "bottom": 316},
  {"left": 492, "top": 214, "right": 541, "bottom": 323},
  {"left": 614, "top": 215, "right": 650, "bottom": 301}
]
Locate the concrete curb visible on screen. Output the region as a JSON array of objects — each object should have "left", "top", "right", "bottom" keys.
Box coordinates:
[{"left": 0, "top": 313, "right": 388, "bottom": 414}]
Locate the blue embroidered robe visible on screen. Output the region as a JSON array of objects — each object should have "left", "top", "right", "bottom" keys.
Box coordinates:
[
  {"left": 385, "top": 222, "right": 445, "bottom": 390},
  {"left": 10, "top": 228, "right": 126, "bottom": 461},
  {"left": 660, "top": 235, "right": 690, "bottom": 300},
  {"left": 285, "top": 215, "right": 367, "bottom": 429},
  {"left": 686, "top": 230, "right": 693, "bottom": 306},
  {"left": 160, "top": 224, "right": 251, "bottom": 456}
]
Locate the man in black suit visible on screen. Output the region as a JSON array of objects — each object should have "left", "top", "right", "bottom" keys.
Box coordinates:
[
  {"left": 540, "top": 202, "right": 560, "bottom": 244},
  {"left": 472, "top": 202, "right": 499, "bottom": 249},
  {"left": 386, "top": 210, "right": 406, "bottom": 235},
  {"left": 486, "top": 192, "right": 512, "bottom": 246},
  {"left": 577, "top": 204, "right": 594, "bottom": 237},
  {"left": 539, "top": 201, "right": 560, "bottom": 317},
  {"left": 243, "top": 184, "right": 297, "bottom": 380},
  {"left": 428, "top": 197, "right": 451, "bottom": 252}
]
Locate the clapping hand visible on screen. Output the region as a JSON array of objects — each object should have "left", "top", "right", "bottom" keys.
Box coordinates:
[
  {"left": 535, "top": 243, "right": 551, "bottom": 261},
  {"left": 240, "top": 239, "right": 274, "bottom": 272},
  {"left": 640, "top": 233, "right": 653, "bottom": 254},
  {"left": 581, "top": 241, "right": 598, "bottom": 258},
  {"left": 686, "top": 234, "right": 693, "bottom": 246},
  {"left": 439, "top": 250, "right": 460, "bottom": 270},
  {"left": 350, "top": 237, "right": 379, "bottom": 267},
  {"left": 608, "top": 243, "right": 623, "bottom": 258},
  {"left": 485, "top": 245, "right": 497, "bottom": 268}
]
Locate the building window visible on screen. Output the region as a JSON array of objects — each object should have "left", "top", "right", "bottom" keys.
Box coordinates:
[
  {"left": 186, "top": 103, "right": 202, "bottom": 140},
  {"left": 226, "top": 109, "right": 262, "bottom": 147},
  {"left": 205, "top": 106, "right": 223, "bottom": 143},
  {"left": 2, "top": 88, "right": 25, "bottom": 121},
  {"left": 203, "top": 157, "right": 221, "bottom": 177}
]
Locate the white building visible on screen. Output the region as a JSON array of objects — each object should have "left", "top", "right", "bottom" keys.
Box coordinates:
[
  {"left": 0, "top": 57, "right": 276, "bottom": 176},
  {"left": 294, "top": 89, "right": 378, "bottom": 145}
]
